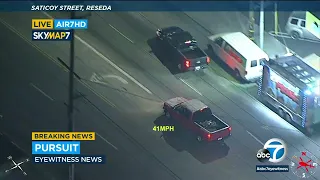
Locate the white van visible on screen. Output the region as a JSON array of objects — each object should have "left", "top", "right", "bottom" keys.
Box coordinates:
[{"left": 207, "top": 32, "right": 269, "bottom": 82}]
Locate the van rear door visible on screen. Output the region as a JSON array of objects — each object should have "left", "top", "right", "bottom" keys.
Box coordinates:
[{"left": 245, "top": 58, "right": 265, "bottom": 81}]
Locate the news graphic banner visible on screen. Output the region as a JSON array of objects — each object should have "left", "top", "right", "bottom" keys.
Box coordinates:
[
  {"left": 0, "top": 1, "right": 320, "bottom": 11},
  {"left": 31, "top": 132, "right": 95, "bottom": 140},
  {"left": 31, "top": 132, "right": 105, "bottom": 164},
  {"left": 32, "top": 141, "right": 80, "bottom": 154},
  {"left": 256, "top": 138, "right": 289, "bottom": 173},
  {"left": 31, "top": 19, "right": 88, "bottom": 41},
  {"left": 290, "top": 151, "right": 318, "bottom": 178},
  {"left": 33, "top": 155, "right": 105, "bottom": 164}
]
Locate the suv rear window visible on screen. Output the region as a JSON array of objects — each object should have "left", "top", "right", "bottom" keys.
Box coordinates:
[{"left": 290, "top": 18, "right": 299, "bottom": 25}]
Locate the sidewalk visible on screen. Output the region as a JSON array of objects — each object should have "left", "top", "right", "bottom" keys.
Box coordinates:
[{"left": 184, "top": 12, "right": 291, "bottom": 59}]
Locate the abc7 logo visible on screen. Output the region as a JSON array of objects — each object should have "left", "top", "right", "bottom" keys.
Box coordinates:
[
  {"left": 256, "top": 149, "right": 271, "bottom": 162},
  {"left": 256, "top": 138, "right": 287, "bottom": 163}
]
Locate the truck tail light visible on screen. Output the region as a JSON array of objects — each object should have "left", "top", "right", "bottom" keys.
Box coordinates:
[
  {"left": 185, "top": 60, "right": 190, "bottom": 68},
  {"left": 206, "top": 57, "right": 210, "bottom": 64}
]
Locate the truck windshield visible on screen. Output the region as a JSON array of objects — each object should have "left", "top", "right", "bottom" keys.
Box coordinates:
[{"left": 193, "top": 108, "right": 212, "bottom": 123}]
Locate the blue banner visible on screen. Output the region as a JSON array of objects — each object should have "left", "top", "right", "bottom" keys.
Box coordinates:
[
  {"left": 54, "top": 19, "right": 88, "bottom": 29},
  {"left": 256, "top": 165, "right": 290, "bottom": 172},
  {"left": 32, "top": 141, "right": 80, "bottom": 154},
  {"left": 0, "top": 1, "right": 319, "bottom": 11},
  {"left": 32, "top": 155, "right": 106, "bottom": 164}
]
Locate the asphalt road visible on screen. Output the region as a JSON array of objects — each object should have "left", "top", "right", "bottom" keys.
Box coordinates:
[
  {"left": 1, "top": 11, "right": 320, "bottom": 180},
  {"left": 0, "top": 22, "right": 181, "bottom": 180},
  {"left": 0, "top": 132, "right": 49, "bottom": 180}
]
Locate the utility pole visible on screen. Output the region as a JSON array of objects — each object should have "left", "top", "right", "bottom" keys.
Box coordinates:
[
  {"left": 259, "top": 0, "right": 264, "bottom": 50},
  {"left": 248, "top": 1, "right": 255, "bottom": 41},
  {"left": 274, "top": 2, "right": 278, "bottom": 35},
  {"left": 55, "top": 11, "right": 89, "bottom": 180},
  {"left": 68, "top": 11, "right": 76, "bottom": 180}
]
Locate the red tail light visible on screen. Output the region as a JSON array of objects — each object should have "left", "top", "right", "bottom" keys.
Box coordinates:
[
  {"left": 207, "top": 133, "right": 211, "bottom": 139},
  {"left": 228, "top": 127, "right": 232, "bottom": 131},
  {"left": 185, "top": 60, "right": 190, "bottom": 68},
  {"left": 206, "top": 57, "right": 210, "bottom": 64}
]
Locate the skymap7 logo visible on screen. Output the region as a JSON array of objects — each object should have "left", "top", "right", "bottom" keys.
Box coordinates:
[{"left": 32, "top": 30, "right": 73, "bottom": 41}]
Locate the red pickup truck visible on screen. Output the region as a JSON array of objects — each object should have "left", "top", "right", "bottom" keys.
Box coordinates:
[{"left": 163, "top": 97, "right": 231, "bottom": 142}]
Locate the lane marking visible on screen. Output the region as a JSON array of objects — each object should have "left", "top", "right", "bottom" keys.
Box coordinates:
[
  {"left": 93, "top": 81, "right": 109, "bottom": 86},
  {"left": 108, "top": 24, "right": 134, "bottom": 44},
  {"left": 179, "top": 78, "right": 203, "bottom": 96},
  {"left": 75, "top": 36, "right": 152, "bottom": 94},
  {"left": 90, "top": 72, "right": 104, "bottom": 82},
  {"left": 246, "top": 130, "right": 264, "bottom": 146},
  {"left": 96, "top": 132, "right": 118, "bottom": 150},
  {"left": 103, "top": 74, "right": 129, "bottom": 84},
  {"left": 29, "top": 83, "right": 54, "bottom": 101},
  {"left": 90, "top": 74, "right": 110, "bottom": 86},
  {"left": 0, "top": 18, "right": 116, "bottom": 108},
  {"left": 90, "top": 73, "right": 128, "bottom": 85},
  {"left": 41, "top": 12, "right": 152, "bottom": 95}
]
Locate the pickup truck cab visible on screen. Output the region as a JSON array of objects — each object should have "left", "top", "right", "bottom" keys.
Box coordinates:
[{"left": 163, "top": 97, "right": 231, "bottom": 142}]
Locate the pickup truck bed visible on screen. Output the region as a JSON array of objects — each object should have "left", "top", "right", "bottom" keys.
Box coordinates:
[
  {"left": 195, "top": 116, "right": 228, "bottom": 133},
  {"left": 194, "top": 114, "right": 231, "bottom": 142}
]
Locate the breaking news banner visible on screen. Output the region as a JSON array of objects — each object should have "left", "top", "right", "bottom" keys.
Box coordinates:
[
  {"left": 32, "top": 155, "right": 106, "bottom": 164},
  {"left": 31, "top": 19, "right": 87, "bottom": 41},
  {"left": 31, "top": 132, "right": 95, "bottom": 141},
  {"left": 32, "top": 141, "right": 81, "bottom": 154},
  {"left": 256, "top": 165, "right": 290, "bottom": 172},
  {"left": 31, "top": 19, "right": 88, "bottom": 30},
  {"left": 31, "top": 132, "right": 103, "bottom": 164}
]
